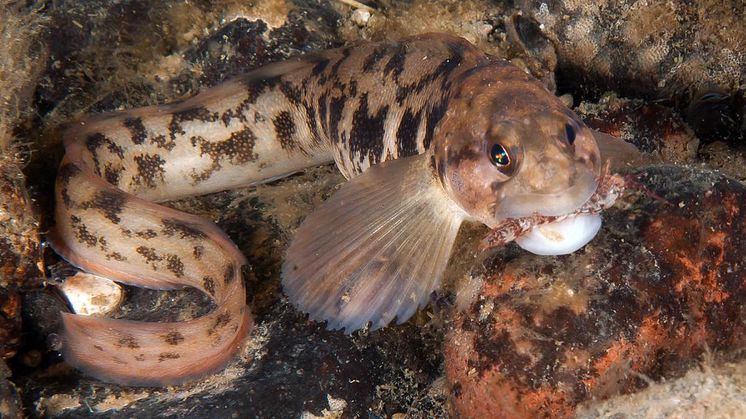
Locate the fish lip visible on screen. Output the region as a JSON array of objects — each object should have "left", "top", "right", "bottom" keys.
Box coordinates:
[{"left": 493, "top": 169, "right": 599, "bottom": 220}]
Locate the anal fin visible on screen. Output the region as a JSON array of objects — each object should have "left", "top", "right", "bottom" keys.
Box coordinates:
[{"left": 281, "top": 154, "right": 466, "bottom": 332}]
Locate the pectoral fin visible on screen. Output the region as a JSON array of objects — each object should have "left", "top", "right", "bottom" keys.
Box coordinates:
[
  {"left": 281, "top": 154, "right": 465, "bottom": 333},
  {"left": 592, "top": 129, "right": 651, "bottom": 169}
]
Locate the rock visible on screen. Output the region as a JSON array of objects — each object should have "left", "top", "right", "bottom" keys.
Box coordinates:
[
  {"left": 0, "top": 288, "right": 21, "bottom": 359},
  {"left": 0, "top": 360, "right": 22, "bottom": 419},
  {"left": 445, "top": 165, "right": 746, "bottom": 418},
  {"left": 0, "top": 148, "right": 43, "bottom": 289},
  {"left": 699, "top": 141, "right": 746, "bottom": 183},
  {"left": 351, "top": 9, "right": 371, "bottom": 27},
  {"left": 0, "top": 5, "right": 45, "bottom": 383},
  {"left": 577, "top": 94, "right": 699, "bottom": 164},
  {"left": 576, "top": 357, "right": 746, "bottom": 418},
  {"left": 518, "top": 0, "right": 746, "bottom": 145}
]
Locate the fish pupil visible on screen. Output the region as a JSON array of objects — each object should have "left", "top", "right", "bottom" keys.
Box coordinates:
[
  {"left": 565, "top": 123, "right": 576, "bottom": 144},
  {"left": 490, "top": 143, "right": 510, "bottom": 167}
]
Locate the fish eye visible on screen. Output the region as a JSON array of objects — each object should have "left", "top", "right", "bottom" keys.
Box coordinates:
[
  {"left": 565, "top": 123, "right": 576, "bottom": 145},
  {"left": 489, "top": 143, "right": 513, "bottom": 173}
]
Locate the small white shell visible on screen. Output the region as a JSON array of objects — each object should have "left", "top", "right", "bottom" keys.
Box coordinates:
[
  {"left": 515, "top": 213, "right": 602, "bottom": 256},
  {"left": 59, "top": 272, "right": 124, "bottom": 316},
  {"left": 351, "top": 8, "right": 371, "bottom": 26}
]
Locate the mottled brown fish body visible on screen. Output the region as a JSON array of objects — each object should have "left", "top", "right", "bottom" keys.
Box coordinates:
[
  {"left": 51, "top": 33, "right": 615, "bottom": 385},
  {"left": 50, "top": 33, "right": 494, "bottom": 385},
  {"left": 291, "top": 34, "right": 490, "bottom": 177},
  {"left": 281, "top": 36, "right": 607, "bottom": 332}
]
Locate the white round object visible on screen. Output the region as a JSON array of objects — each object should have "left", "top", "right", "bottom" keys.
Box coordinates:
[
  {"left": 59, "top": 272, "right": 124, "bottom": 316},
  {"left": 515, "top": 214, "right": 602, "bottom": 256},
  {"left": 351, "top": 9, "right": 371, "bottom": 26}
]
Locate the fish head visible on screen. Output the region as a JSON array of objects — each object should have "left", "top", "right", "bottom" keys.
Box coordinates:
[{"left": 433, "top": 64, "right": 601, "bottom": 227}]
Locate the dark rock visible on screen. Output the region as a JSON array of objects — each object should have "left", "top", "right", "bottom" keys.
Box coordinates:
[
  {"left": 517, "top": 1, "right": 746, "bottom": 145},
  {"left": 445, "top": 165, "right": 746, "bottom": 418},
  {"left": 184, "top": 6, "right": 342, "bottom": 88},
  {"left": 23, "top": 303, "right": 441, "bottom": 417},
  {"left": 0, "top": 148, "right": 43, "bottom": 288},
  {"left": 686, "top": 90, "right": 745, "bottom": 145},
  {"left": 0, "top": 360, "right": 22, "bottom": 419},
  {"left": 578, "top": 94, "right": 699, "bottom": 163},
  {"left": 0, "top": 288, "right": 22, "bottom": 360}
]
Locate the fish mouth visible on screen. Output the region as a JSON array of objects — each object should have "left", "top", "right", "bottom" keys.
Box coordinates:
[
  {"left": 492, "top": 168, "right": 599, "bottom": 220},
  {"left": 481, "top": 165, "right": 626, "bottom": 251}
]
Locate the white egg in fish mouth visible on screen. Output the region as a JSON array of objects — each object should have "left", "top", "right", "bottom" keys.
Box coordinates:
[{"left": 514, "top": 213, "right": 602, "bottom": 255}]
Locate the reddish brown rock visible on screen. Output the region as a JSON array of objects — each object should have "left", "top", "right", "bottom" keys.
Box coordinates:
[
  {"left": 577, "top": 94, "right": 699, "bottom": 164},
  {"left": 0, "top": 288, "right": 21, "bottom": 359},
  {"left": 445, "top": 165, "right": 746, "bottom": 418}
]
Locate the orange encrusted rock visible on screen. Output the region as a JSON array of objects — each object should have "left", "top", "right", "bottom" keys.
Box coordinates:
[{"left": 445, "top": 165, "right": 746, "bottom": 418}]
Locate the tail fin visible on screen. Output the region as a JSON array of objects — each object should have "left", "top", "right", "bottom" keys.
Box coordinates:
[{"left": 50, "top": 112, "right": 255, "bottom": 386}]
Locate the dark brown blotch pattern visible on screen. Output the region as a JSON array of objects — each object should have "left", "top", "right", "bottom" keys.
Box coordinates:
[
  {"left": 169, "top": 106, "right": 219, "bottom": 140},
  {"left": 70, "top": 215, "right": 100, "bottom": 247},
  {"left": 103, "top": 164, "right": 123, "bottom": 185},
  {"left": 328, "top": 95, "right": 347, "bottom": 145},
  {"left": 136, "top": 246, "right": 162, "bottom": 265},
  {"left": 106, "top": 251, "right": 127, "bottom": 261},
  {"left": 191, "top": 127, "right": 258, "bottom": 183},
  {"left": 208, "top": 312, "right": 232, "bottom": 336},
  {"left": 80, "top": 189, "right": 127, "bottom": 224},
  {"left": 303, "top": 104, "right": 324, "bottom": 146},
  {"left": 135, "top": 229, "right": 158, "bottom": 239},
  {"left": 123, "top": 117, "right": 148, "bottom": 145},
  {"left": 273, "top": 110, "right": 297, "bottom": 151},
  {"left": 117, "top": 334, "right": 140, "bottom": 349},
  {"left": 223, "top": 264, "right": 235, "bottom": 285},
  {"left": 163, "top": 331, "right": 185, "bottom": 345},
  {"left": 57, "top": 163, "right": 82, "bottom": 207},
  {"left": 193, "top": 245, "right": 205, "bottom": 259},
  {"left": 111, "top": 357, "right": 128, "bottom": 365},
  {"left": 165, "top": 254, "right": 185, "bottom": 277},
  {"left": 203, "top": 276, "right": 216, "bottom": 297},
  {"left": 280, "top": 81, "right": 302, "bottom": 106},
  {"left": 349, "top": 93, "right": 389, "bottom": 165},
  {"left": 158, "top": 352, "right": 181, "bottom": 362},
  {"left": 162, "top": 218, "right": 206, "bottom": 240},
  {"left": 394, "top": 47, "right": 464, "bottom": 105},
  {"left": 383, "top": 44, "right": 407, "bottom": 82},
  {"left": 363, "top": 43, "right": 394, "bottom": 73},
  {"left": 85, "top": 133, "right": 125, "bottom": 176},
  {"left": 396, "top": 108, "right": 423, "bottom": 157},
  {"left": 132, "top": 153, "right": 166, "bottom": 188}
]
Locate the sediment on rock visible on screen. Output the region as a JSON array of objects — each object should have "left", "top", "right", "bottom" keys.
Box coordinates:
[{"left": 445, "top": 165, "right": 746, "bottom": 418}]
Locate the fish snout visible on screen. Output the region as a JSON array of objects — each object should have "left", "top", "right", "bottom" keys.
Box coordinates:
[
  {"left": 521, "top": 147, "right": 578, "bottom": 194},
  {"left": 493, "top": 166, "right": 598, "bottom": 219}
]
